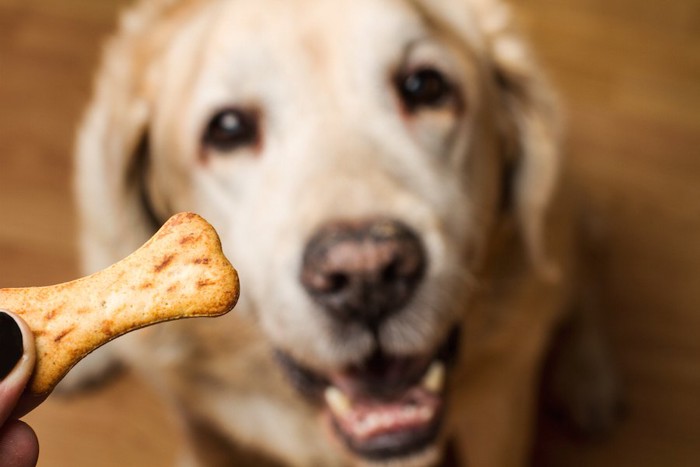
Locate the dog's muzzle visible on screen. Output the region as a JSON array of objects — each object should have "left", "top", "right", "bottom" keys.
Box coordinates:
[{"left": 275, "top": 218, "right": 460, "bottom": 461}]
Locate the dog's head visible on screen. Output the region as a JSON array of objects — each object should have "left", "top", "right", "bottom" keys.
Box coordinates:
[{"left": 77, "top": 0, "right": 561, "bottom": 464}]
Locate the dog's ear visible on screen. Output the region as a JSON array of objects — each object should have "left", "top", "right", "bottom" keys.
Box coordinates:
[
  {"left": 74, "top": 3, "right": 167, "bottom": 274},
  {"left": 483, "top": 3, "right": 563, "bottom": 280}
]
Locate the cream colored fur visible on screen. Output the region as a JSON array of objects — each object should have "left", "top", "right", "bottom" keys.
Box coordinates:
[{"left": 73, "top": 0, "right": 592, "bottom": 466}]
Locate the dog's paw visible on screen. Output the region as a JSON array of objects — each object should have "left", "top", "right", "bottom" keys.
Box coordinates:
[
  {"left": 543, "top": 317, "right": 626, "bottom": 439},
  {"left": 53, "top": 343, "right": 123, "bottom": 395}
]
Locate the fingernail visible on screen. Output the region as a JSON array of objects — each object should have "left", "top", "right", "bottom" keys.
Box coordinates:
[{"left": 0, "top": 312, "right": 24, "bottom": 380}]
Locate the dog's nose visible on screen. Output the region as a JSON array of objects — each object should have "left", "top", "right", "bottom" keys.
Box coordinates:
[{"left": 301, "top": 219, "right": 426, "bottom": 327}]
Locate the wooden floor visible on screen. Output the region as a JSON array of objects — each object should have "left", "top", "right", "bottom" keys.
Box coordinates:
[{"left": 1, "top": 0, "right": 698, "bottom": 465}]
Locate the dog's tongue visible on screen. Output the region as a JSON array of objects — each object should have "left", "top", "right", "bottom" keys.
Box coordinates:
[
  {"left": 324, "top": 362, "right": 445, "bottom": 442},
  {"left": 330, "top": 387, "right": 441, "bottom": 441}
]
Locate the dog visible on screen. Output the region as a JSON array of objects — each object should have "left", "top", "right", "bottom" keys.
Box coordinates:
[{"left": 72, "top": 0, "right": 620, "bottom": 465}]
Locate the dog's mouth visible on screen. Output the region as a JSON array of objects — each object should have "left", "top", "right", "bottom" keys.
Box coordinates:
[
  {"left": 275, "top": 326, "right": 461, "bottom": 461},
  {"left": 325, "top": 356, "right": 446, "bottom": 460}
]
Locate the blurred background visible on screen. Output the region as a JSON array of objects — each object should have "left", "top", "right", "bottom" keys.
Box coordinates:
[{"left": 0, "top": 0, "right": 698, "bottom": 465}]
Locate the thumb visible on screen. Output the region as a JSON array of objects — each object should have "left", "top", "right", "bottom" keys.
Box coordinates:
[{"left": 0, "top": 311, "right": 36, "bottom": 424}]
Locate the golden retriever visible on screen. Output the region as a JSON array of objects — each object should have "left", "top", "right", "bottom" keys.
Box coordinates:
[{"left": 71, "top": 0, "right": 619, "bottom": 465}]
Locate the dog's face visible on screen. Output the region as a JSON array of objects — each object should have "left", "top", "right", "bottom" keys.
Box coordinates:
[
  {"left": 82, "top": 0, "right": 559, "bottom": 464},
  {"left": 146, "top": 0, "right": 503, "bottom": 462}
]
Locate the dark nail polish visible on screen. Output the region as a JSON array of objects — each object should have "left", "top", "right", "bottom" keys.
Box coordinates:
[{"left": 0, "top": 312, "right": 24, "bottom": 380}]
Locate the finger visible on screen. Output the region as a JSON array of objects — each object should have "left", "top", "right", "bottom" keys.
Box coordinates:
[
  {"left": 0, "top": 311, "right": 36, "bottom": 424},
  {"left": 0, "top": 420, "right": 39, "bottom": 467}
]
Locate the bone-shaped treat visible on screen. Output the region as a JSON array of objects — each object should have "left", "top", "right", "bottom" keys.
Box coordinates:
[{"left": 0, "top": 212, "right": 239, "bottom": 395}]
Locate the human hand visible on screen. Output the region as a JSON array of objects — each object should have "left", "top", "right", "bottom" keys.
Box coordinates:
[{"left": 0, "top": 311, "right": 42, "bottom": 467}]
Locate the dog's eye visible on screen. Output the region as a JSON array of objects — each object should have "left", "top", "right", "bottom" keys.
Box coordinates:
[
  {"left": 397, "top": 68, "right": 453, "bottom": 111},
  {"left": 203, "top": 108, "right": 259, "bottom": 152}
]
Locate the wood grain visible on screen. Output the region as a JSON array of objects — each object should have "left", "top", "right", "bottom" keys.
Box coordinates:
[{"left": 0, "top": 0, "right": 698, "bottom": 465}]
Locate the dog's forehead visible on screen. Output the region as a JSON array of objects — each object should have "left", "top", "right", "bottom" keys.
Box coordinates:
[{"left": 205, "top": 0, "right": 432, "bottom": 67}]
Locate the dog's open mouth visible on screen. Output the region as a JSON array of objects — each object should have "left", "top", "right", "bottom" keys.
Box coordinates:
[
  {"left": 325, "top": 356, "right": 445, "bottom": 460},
  {"left": 275, "top": 327, "right": 461, "bottom": 461}
]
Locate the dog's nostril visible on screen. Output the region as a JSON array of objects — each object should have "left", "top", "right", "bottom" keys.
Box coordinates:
[
  {"left": 300, "top": 219, "right": 426, "bottom": 327},
  {"left": 381, "top": 259, "right": 400, "bottom": 284},
  {"left": 327, "top": 273, "right": 350, "bottom": 294}
]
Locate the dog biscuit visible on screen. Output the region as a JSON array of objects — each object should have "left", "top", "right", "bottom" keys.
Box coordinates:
[{"left": 0, "top": 212, "right": 239, "bottom": 395}]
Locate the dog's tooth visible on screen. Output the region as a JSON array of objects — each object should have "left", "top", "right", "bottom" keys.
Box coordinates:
[
  {"left": 324, "top": 387, "right": 352, "bottom": 417},
  {"left": 422, "top": 361, "right": 446, "bottom": 393}
]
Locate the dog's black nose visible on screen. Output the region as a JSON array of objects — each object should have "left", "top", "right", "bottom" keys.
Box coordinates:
[{"left": 301, "top": 219, "right": 426, "bottom": 327}]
